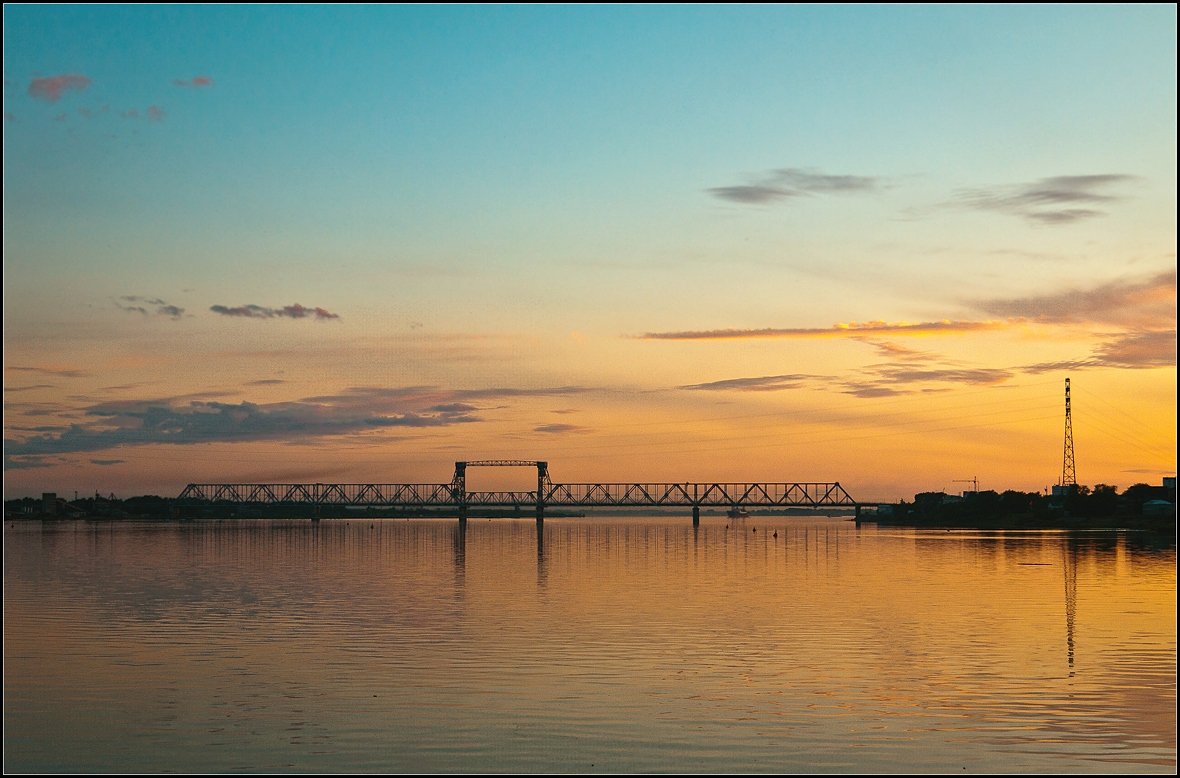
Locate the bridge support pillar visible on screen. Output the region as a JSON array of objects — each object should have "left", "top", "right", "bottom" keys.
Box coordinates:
[
  {"left": 692, "top": 505, "right": 700, "bottom": 526},
  {"left": 536, "top": 505, "right": 544, "bottom": 528}
]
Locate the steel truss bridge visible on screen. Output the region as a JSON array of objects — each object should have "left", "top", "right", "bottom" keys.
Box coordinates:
[{"left": 178, "top": 460, "right": 859, "bottom": 523}]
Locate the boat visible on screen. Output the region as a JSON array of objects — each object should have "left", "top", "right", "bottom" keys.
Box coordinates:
[{"left": 726, "top": 507, "right": 749, "bottom": 519}]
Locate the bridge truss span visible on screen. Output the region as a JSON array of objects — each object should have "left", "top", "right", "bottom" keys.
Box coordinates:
[
  {"left": 177, "top": 482, "right": 458, "bottom": 506},
  {"left": 177, "top": 458, "right": 858, "bottom": 519},
  {"left": 543, "top": 481, "right": 854, "bottom": 507}
]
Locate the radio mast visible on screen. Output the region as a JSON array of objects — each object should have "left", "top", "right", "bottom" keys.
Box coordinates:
[{"left": 1061, "top": 377, "right": 1076, "bottom": 487}]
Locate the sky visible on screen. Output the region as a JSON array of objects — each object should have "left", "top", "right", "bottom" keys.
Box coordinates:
[{"left": 3, "top": 5, "right": 1176, "bottom": 502}]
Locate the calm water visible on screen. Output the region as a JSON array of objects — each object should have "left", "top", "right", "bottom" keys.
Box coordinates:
[{"left": 4, "top": 516, "right": 1175, "bottom": 773}]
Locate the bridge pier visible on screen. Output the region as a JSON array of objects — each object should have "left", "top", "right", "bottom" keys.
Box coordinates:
[{"left": 692, "top": 505, "right": 700, "bottom": 526}]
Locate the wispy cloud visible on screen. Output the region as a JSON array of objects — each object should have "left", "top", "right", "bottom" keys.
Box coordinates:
[
  {"left": 173, "top": 76, "right": 213, "bottom": 88},
  {"left": 4, "top": 384, "right": 594, "bottom": 467},
  {"left": 115, "top": 296, "right": 185, "bottom": 319},
  {"left": 1022, "top": 330, "right": 1176, "bottom": 373},
  {"left": 210, "top": 303, "right": 341, "bottom": 320},
  {"left": 679, "top": 374, "right": 815, "bottom": 392},
  {"left": 1095, "top": 330, "right": 1176, "bottom": 368},
  {"left": 301, "top": 386, "right": 590, "bottom": 412},
  {"left": 949, "top": 174, "right": 1136, "bottom": 225},
  {"left": 4, "top": 397, "right": 481, "bottom": 465},
  {"left": 90, "top": 459, "right": 125, "bottom": 466},
  {"left": 4, "top": 384, "right": 56, "bottom": 393},
  {"left": 864, "top": 341, "right": 938, "bottom": 361},
  {"left": 6, "top": 366, "right": 90, "bottom": 378},
  {"left": 4, "top": 456, "right": 58, "bottom": 470},
  {"left": 839, "top": 384, "right": 909, "bottom": 399},
  {"left": 534, "top": 423, "right": 591, "bottom": 434},
  {"left": 869, "top": 367, "right": 1014, "bottom": 385},
  {"left": 970, "top": 269, "right": 1175, "bottom": 328},
  {"left": 837, "top": 366, "right": 1014, "bottom": 398},
  {"left": 28, "top": 74, "right": 91, "bottom": 102},
  {"left": 640, "top": 320, "right": 999, "bottom": 340},
  {"left": 146, "top": 105, "right": 166, "bottom": 122},
  {"left": 708, "top": 167, "right": 881, "bottom": 204}
]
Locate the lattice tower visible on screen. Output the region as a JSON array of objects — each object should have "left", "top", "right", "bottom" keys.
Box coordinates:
[{"left": 1061, "top": 377, "right": 1076, "bottom": 486}]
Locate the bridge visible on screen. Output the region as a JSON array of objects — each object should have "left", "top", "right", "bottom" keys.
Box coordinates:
[{"left": 177, "top": 460, "right": 860, "bottom": 524}]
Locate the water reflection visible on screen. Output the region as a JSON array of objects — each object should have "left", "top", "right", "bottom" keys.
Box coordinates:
[
  {"left": 1064, "top": 537, "right": 1078, "bottom": 673},
  {"left": 4, "top": 518, "right": 1175, "bottom": 773}
]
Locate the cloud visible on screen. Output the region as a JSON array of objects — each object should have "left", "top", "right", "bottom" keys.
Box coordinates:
[
  {"left": 837, "top": 366, "right": 1014, "bottom": 398},
  {"left": 1094, "top": 330, "right": 1176, "bottom": 367},
  {"left": 246, "top": 379, "right": 287, "bottom": 386},
  {"left": 3, "top": 384, "right": 592, "bottom": 465},
  {"left": 869, "top": 367, "right": 1014, "bottom": 385},
  {"left": 534, "top": 423, "right": 591, "bottom": 434},
  {"left": 840, "top": 384, "right": 908, "bottom": 399},
  {"left": 639, "top": 320, "right": 1000, "bottom": 340},
  {"left": 4, "top": 384, "right": 56, "bottom": 393},
  {"left": 90, "top": 459, "right": 126, "bottom": 466},
  {"left": 116, "top": 296, "right": 185, "bottom": 319},
  {"left": 28, "top": 74, "right": 91, "bottom": 102},
  {"left": 679, "top": 374, "right": 815, "bottom": 392},
  {"left": 173, "top": 76, "right": 213, "bottom": 88},
  {"left": 949, "top": 174, "right": 1136, "bottom": 225},
  {"left": 970, "top": 270, "right": 1175, "bottom": 328},
  {"left": 429, "top": 403, "right": 480, "bottom": 413},
  {"left": 4, "top": 456, "right": 58, "bottom": 470},
  {"left": 301, "top": 386, "right": 590, "bottom": 412},
  {"left": 708, "top": 167, "right": 880, "bottom": 204},
  {"left": 643, "top": 272, "right": 1174, "bottom": 345},
  {"left": 1022, "top": 330, "right": 1176, "bottom": 373},
  {"left": 865, "top": 341, "right": 938, "bottom": 361},
  {"left": 4, "top": 397, "right": 482, "bottom": 464},
  {"left": 6, "top": 366, "right": 90, "bottom": 378},
  {"left": 146, "top": 105, "right": 166, "bottom": 122},
  {"left": 708, "top": 185, "right": 801, "bottom": 204},
  {"left": 210, "top": 303, "right": 341, "bottom": 320}
]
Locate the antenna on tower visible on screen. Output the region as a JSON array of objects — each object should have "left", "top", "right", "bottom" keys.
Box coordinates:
[{"left": 1061, "top": 377, "right": 1076, "bottom": 487}]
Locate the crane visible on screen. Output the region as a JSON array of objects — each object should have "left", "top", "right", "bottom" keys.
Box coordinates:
[{"left": 953, "top": 477, "right": 979, "bottom": 494}]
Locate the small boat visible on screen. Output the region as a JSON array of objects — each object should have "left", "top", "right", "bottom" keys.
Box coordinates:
[{"left": 726, "top": 507, "right": 749, "bottom": 519}]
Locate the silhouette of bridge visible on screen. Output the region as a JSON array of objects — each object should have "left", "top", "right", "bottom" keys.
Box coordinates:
[{"left": 178, "top": 460, "right": 860, "bottom": 524}]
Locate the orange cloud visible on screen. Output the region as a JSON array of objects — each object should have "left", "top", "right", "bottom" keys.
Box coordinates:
[
  {"left": 173, "top": 76, "right": 214, "bottom": 88},
  {"left": 971, "top": 270, "right": 1175, "bottom": 328},
  {"left": 28, "top": 74, "right": 91, "bottom": 102},
  {"left": 639, "top": 321, "right": 1002, "bottom": 340}
]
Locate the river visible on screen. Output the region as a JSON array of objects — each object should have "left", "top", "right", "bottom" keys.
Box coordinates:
[{"left": 4, "top": 516, "right": 1175, "bottom": 773}]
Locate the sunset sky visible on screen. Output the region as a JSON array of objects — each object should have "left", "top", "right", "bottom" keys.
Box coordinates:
[{"left": 3, "top": 5, "right": 1175, "bottom": 501}]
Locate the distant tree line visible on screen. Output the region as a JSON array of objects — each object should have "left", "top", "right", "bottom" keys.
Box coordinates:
[{"left": 882, "top": 482, "right": 1175, "bottom": 531}]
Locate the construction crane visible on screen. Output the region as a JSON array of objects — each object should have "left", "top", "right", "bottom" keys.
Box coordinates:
[{"left": 953, "top": 477, "right": 979, "bottom": 494}]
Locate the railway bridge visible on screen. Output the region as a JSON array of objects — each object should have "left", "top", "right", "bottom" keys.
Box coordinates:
[{"left": 178, "top": 460, "right": 860, "bottom": 525}]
